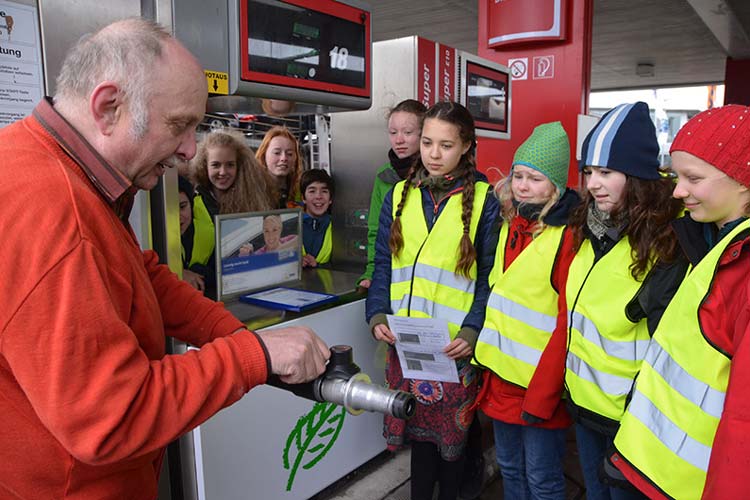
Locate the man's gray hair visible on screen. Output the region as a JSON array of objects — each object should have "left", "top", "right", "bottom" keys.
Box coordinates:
[{"left": 54, "top": 18, "right": 171, "bottom": 138}]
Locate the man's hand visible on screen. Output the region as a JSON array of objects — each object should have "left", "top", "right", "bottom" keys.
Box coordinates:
[
  {"left": 258, "top": 327, "right": 330, "bottom": 384},
  {"left": 302, "top": 254, "right": 318, "bottom": 268}
]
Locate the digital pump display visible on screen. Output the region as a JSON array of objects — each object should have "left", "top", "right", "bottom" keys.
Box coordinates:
[
  {"left": 242, "top": 0, "right": 369, "bottom": 97},
  {"left": 465, "top": 61, "right": 509, "bottom": 134}
]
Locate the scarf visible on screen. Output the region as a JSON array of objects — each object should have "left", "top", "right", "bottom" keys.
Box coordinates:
[
  {"left": 413, "top": 165, "right": 470, "bottom": 202},
  {"left": 388, "top": 149, "right": 419, "bottom": 180},
  {"left": 586, "top": 202, "right": 628, "bottom": 241},
  {"left": 512, "top": 199, "right": 545, "bottom": 221}
]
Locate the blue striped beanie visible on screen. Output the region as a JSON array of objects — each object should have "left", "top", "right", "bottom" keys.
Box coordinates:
[{"left": 579, "top": 102, "right": 660, "bottom": 179}]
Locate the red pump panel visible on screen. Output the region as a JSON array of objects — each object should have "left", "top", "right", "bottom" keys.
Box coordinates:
[{"left": 476, "top": 0, "right": 593, "bottom": 186}]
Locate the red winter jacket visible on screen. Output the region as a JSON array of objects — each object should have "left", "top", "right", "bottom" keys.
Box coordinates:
[{"left": 612, "top": 219, "right": 750, "bottom": 500}]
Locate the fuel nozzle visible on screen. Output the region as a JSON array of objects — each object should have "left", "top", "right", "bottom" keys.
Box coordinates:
[{"left": 268, "top": 345, "right": 416, "bottom": 420}]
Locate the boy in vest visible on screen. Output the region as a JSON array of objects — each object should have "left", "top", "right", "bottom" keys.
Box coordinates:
[
  {"left": 610, "top": 105, "right": 750, "bottom": 499},
  {"left": 301, "top": 169, "right": 334, "bottom": 267}
]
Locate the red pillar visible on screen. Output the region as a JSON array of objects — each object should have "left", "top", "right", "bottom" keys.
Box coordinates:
[
  {"left": 476, "top": 0, "right": 593, "bottom": 187},
  {"left": 724, "top": 58, "right": 750, "bottom": 106}
]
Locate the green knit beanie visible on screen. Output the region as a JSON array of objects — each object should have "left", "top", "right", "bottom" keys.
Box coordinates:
[{"left": 512, "top": 121, "right": 570, "bottom": 193}]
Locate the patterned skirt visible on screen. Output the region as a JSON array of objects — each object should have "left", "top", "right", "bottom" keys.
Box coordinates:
[{"left": 383, "top": 345, "right": 479, "bottom": 461}]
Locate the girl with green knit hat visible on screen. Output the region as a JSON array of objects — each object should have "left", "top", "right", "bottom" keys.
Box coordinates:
[{"left": 474, "top": 121, "right": 579, "bottom": 499}]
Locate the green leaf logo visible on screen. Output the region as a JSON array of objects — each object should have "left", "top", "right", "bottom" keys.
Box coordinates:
[{"left": 283, "top": 401, "right": 346, "bottom": 491}]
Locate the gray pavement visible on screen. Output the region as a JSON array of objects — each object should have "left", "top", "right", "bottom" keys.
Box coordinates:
[{"left": 311, "top": 427, "right": 586, "bottom": 500}]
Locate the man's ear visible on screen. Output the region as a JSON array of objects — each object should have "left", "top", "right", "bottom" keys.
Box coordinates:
[{"left": 89, "top": 81, "right": 124, "bottom": 136}]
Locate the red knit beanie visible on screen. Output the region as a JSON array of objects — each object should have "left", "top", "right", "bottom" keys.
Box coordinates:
[{"left": 670, "top": 105, "right": 750, "bottom": 187}]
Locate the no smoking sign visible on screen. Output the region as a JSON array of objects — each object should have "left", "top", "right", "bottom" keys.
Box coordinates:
[{"left": 508, "top": 58, "right": 528, "bottom": 81}]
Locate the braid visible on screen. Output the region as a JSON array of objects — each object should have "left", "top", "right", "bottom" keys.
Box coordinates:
[
  {"left": 389, "top": 167, "right": 419, "bottom": 256},
  {"left": 455, "top": 167, "right": 477, "bottom": 278}
]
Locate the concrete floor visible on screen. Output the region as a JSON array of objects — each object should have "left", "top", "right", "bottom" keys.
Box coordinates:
[{"left": 311, "top": 427, "right": 586, "bottom": 500}]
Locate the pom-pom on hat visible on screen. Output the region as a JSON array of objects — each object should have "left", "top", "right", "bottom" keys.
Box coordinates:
[
  {"left": 670, "top": 105, "right": 750, "bottom": 187},
  {"left": 512, "top": 121, "right": 570, "bottom": 193},
  {"left": 579, "top": 102, "right": 660, "bottom": 180}
]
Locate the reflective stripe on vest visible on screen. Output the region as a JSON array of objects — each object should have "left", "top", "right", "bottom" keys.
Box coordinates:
[
  {"left": 191, "top": 195, "right": 216, "bottom": 266},
  {"left": 473, "top": 223, "right": 564, "bottom": 387},
  {"left": 564, "top": 236, "right": 651, "bottom": 421},
  {"left": 614, "top": 220, "right": 750, "bottom": 499},
  {"left": 390, "top": 180, "right": 489, "bottom": 339}
]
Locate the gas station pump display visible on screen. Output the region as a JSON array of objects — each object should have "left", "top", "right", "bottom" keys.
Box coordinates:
[
  {"left": 241, "top": 0, "right": 370, "bottom": 98},
  {"left": 458, "top": 52, "right": 511, "bottom": 140}
]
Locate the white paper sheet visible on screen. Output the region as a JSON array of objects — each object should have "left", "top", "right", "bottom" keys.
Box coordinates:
[{"left": 386, "top": 315, "right": 459, "bottom": 384}]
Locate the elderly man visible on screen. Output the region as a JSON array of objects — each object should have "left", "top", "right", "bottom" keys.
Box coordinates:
[{"left": 0, "top": 18, "right": 329, "bottom": 499}]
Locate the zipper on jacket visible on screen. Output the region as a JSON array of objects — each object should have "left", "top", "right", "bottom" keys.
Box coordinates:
[
  {"left": 410, "top": 185, "right": 465, "bottom": 312},
  {"left": 428, "top": 186, "right": 464, "bottom": 226}
]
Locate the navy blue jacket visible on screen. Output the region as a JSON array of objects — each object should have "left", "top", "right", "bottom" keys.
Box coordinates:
[{"left": 365, "top": 178, "right": 500, "bottom": 333}]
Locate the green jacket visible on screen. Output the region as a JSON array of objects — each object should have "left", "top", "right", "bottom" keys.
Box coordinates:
[{"left": 359, "top": 162, "right": 402, "bottom": 284}]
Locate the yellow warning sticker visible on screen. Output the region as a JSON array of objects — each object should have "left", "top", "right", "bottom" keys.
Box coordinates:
[{"left": 204, "top": 70, "right": 229, "bottom": 95}]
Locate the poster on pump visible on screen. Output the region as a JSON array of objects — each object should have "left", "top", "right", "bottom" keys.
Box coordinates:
[{"left": 0, "top": 0, "right": 45, "bottom": 127}]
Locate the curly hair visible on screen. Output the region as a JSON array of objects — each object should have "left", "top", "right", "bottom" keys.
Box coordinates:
[
  {"left": 255, "top": 126, "right": 304, "bottom": 205},
  {"left": 389, "top": 101, "right": 479, "bottom": 278},
  {"left": 191, "top": 129, "right": 275, "bottom": 214},
  {"left": 570, "top": 176, "right": 682, "bottom": 280}
]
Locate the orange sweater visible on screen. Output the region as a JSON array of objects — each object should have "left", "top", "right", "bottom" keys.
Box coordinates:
[{"left": 0, "top": 115, "right": 269, "bottom": 498}]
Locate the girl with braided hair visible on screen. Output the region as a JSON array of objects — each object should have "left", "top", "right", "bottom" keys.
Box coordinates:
[{"left": 365, "top": 101, "right": 499, "bottom": 500}]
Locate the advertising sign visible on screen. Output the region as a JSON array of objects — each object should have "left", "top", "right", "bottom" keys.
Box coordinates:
[
  {"left": 0, "top": 0, "right": 44, "bottom": 127},
  {"left": 487, "top": 0, "right": 567, "bottom": 48}
]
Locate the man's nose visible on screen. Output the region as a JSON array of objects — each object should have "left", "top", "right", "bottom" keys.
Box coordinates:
[{"left": 176, "top": 131, "right": 197, "bottom": 161}]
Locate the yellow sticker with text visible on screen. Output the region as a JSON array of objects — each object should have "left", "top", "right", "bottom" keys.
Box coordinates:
[{"left": 204, "top": 70, "right": 229, "bottom": 95}]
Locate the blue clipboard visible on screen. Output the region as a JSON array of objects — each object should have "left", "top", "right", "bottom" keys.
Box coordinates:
[{"left": 239, "top": 287, "right": 338, "bottom": 312}]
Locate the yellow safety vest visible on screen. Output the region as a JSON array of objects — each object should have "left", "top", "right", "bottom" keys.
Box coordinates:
[
  {"left": 564, "top": 237, "right": 651, "bottom": 422},
  {"left": 302, "top": 222, "right": 332, "bottom": 264},
  {"left": 390, "top": 180, "right": 490, "bottom": 339},
  {"left": 473, "top": 223, "right": 565, "bottom": 388},
  {"left": 190, "top": 195, "right": 216, "bottom": 267},
  {"left": 614, "top": 220, "right": 750, "bottom": 500}
]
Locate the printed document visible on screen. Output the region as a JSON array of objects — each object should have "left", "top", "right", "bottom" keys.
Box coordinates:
[{"left": 386, "top": 315, "right": 460, "bottom": 383}]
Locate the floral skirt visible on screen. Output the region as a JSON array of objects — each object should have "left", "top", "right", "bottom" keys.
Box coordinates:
[{"left": 383, "top": 345, "right": 479, "bottom": 461}]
